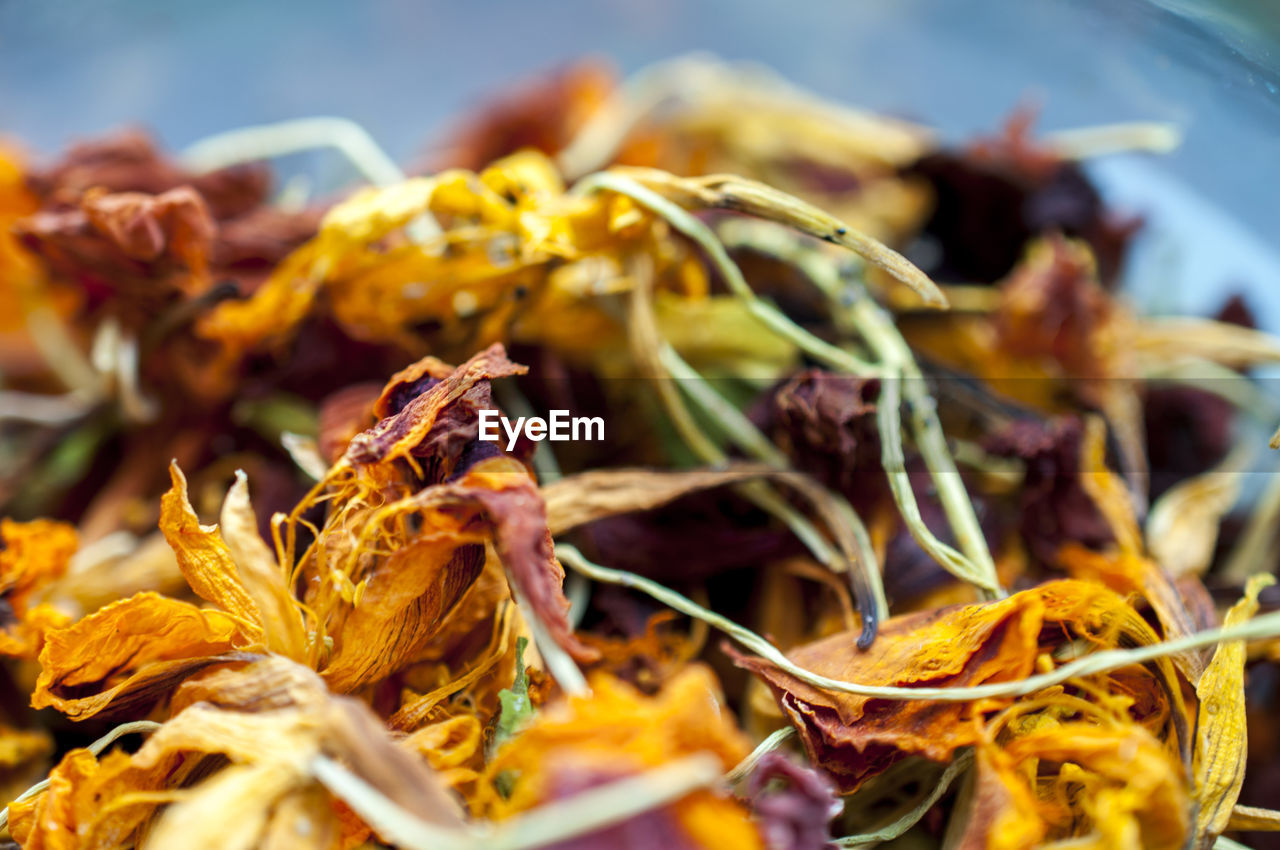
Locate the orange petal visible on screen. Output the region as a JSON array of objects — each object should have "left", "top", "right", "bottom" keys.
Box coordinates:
[
  {"left": 32, "top": 591, "right": 263, "bottom": 719},
  {"left": 0, "top": 518, "right": 77, "bottom": 658},
  {"left": 160, "top": 463, "right": 264, "bottom": 631}
]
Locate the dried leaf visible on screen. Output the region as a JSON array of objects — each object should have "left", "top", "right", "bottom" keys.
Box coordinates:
[
  {"left": 541, "top": 464, "right": 776, "bottom": 536},
  {"left": 610, "top": 167, "right": 946, "bottom": 307},
  {"left": 493, "top": 636, "right": 535, "bottom": 751}
]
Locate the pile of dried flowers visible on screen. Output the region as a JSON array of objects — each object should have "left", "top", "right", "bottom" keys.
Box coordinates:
[{"left": 1, "top": 55, "right": 1279, "bottom": 850}]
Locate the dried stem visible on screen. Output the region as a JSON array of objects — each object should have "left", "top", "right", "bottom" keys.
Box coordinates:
[
  {"left": 717, "top": 220, "right": 1002, "bottom": 597},
  {"left": 181, "top": 116, "right": 440, "bottom": 241},
  {"left": 311, "top": 751, "right": 723, "bottom": 850},
  {"left": 554, "top": 544, "right": 1280, "bottom": 703},
  {"left": 724, "top": 727, "right": 797, "bottom": 785},
  {"left": 0, "top": 720, "right": 161, "bottom": 831},
  {"left": 835, "top": 750, "right": 974, "bottom": 847}
]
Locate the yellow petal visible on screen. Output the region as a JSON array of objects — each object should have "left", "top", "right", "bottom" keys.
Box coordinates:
[
  {"left": 1146, "top": 470, "right": 1241, "bottom": 578},
  {"left": 1193, "top": 573, "right": 1274, "bottom": 844},
  {"left": 160, "top": 462, "right": 264, "bottom": 631},
  {"left": 219, "top": 471, "right": 308, "bottom": 660}
]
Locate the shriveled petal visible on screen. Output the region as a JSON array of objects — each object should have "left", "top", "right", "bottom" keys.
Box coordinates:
[
  {"left": 219, "top": 471, "right": 309, "bottom": 660},
  {"left": 734, "top": 580, "right": 1177, "bottom": 792},
  {"left": 1193, "top": 574, "right": 1274, "bottom": 845},
  {"left": 481, "top": 666, "right": 760, "bottom": 849},
  {"left": 319, "top": 538, "right": 485, "bottom": 693},
  {"left": 160, "top": 462, "right": 264, "bottom": 631},
  {"left": 32, "top": 591, "right": 263, "bottom": 719},
  {"left": 343, "top": 342, "right": 526, "bottom": 466},
  {"left": 441, "top": 456, "right": 599, "bottom": 663},
  {"left": 172, "top": 655, "right": 329, "bottom": 715},
  {"left": 961, "top": 723, "right": 1189, "bottom": 850},
  {"left": 145, "top": 761, "right": 304, "bottom": 850}
]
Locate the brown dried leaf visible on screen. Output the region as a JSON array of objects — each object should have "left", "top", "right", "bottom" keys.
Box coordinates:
[{"left": 541, "top": 463, "right": 776, "bottom": 536}]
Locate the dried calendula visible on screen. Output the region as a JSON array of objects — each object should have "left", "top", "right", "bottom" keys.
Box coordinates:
[
  {"left": 30, "top": 464, "right": 310, "bottom": 720},
  {"left": 482, "top": 666, "right": 762, "bottom": 849},
  {"left": 27, "top": 343, "right": 592, "bottom": 724},
  {"left": 961, "top": 718, "right": 1190, "bottom": 850},
  {"left": 733, "top": 579, "right": 1183, "bottom": 792},
  {"left": 279, "top": 344, "right": 597, "bottom": 686},
  {"left": 13, "top": 669, "right": 462, "bottom": 850},
  {"left": 1058, "top": 416, "right": 1203, "bottom": 677},
  {"left": 0, "top": 519, "right": 77, "bottom": 659},
  {"left": 9, "top": 57, "right": 1280, "bottom": 850}
]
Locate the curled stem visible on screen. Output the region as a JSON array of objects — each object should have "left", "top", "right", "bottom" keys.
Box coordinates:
[
  {"left": 0, "top": 720, "right": 161, "bottom": 831},
  {"left": 624, "top": 249, "right": 886, "bottom": 639},
  {"left": 181, "top": 116, "right": 440, "bottom": 242},
  {"left": 554, "top": 544, "right": 1280, "bottom": 703}
]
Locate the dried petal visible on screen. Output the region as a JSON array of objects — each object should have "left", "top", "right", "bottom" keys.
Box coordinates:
[
  {"left": 219, "top": 471, "right": 308, "bottom": 660},
  {"left": 1193, "top": 574, "right": 1274, "bottom": 845},
  {"left": 483, "top": 666, "right": 761, "bottom": 849},
  {"left": 734, "top": 580, "right": 1174, "bottom": 792},
  {"left": 344, "top": 343, "right": 526, "bottom": 467},
  {"left": 745, "top": 751, "right": 841, "bottom": 850},
  {"left": 962, "top": 722, "right": 1189, "bottom": 850},
  {"left": 160, "top": 463, "right": 265, "bottom": 633},
  {"left": 32, "top": 591, "right": 263, "bottom": 719},
  {"left": 0, "top": 518, "right": 78, "bottom": 658}
]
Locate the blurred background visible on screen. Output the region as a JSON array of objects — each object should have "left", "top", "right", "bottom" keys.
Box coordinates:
[{"left": 1, "top": 0, "right": 1278, "bottom": 323}]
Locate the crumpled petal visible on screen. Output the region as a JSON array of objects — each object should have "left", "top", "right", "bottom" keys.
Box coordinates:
[
  {"left": 961, "top": 722, "right": 1189, "bottom": 850},
  {"left": 14, "top": 665, "right": 464, "bottom": 848},
  {"left": 318, "top": 535, "right": 486, "bottom": 693},
  {"left": 160, "top": 463, "right": 265, "bottom": 633},
  {"left": 483, "top": 666, "right": 761, "bottom": 849},
  {"left": 343, "top": 342, "right": 526, "bottom": 467},
  {"left": 31, "top": 591, "right": 263, "bottom": 719},
  {"left": 1192, "top": 574, "right": 1274, "bottom": 846},
  {"left": 744, "top": 751, "right": 842, "bottom": 850},
  {"left": 218, "top": 471, "right": 309, "bottom": 660},
  {"left": 733, "top": 579, "right": 1179, "bottom": 792}
]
